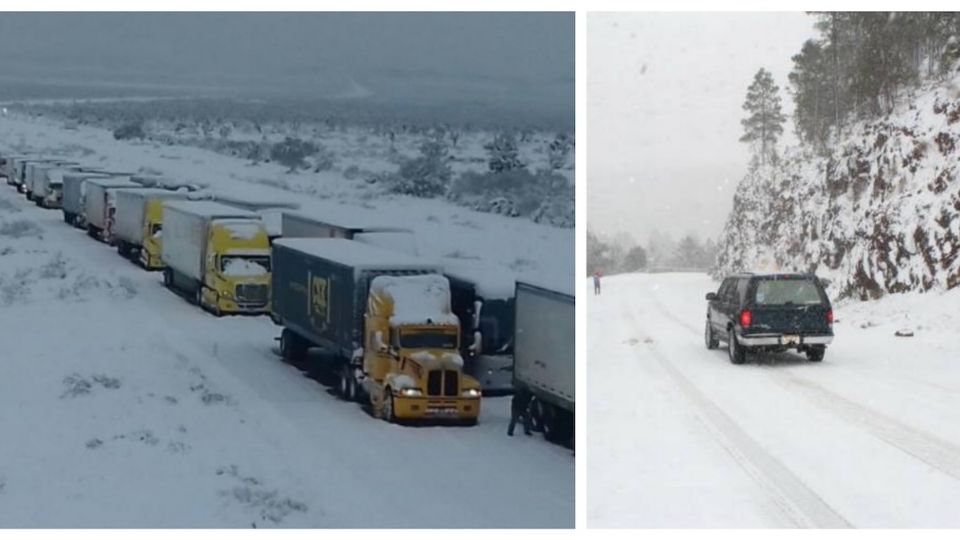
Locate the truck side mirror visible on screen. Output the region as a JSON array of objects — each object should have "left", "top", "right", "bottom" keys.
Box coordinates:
[
  {"left": 705, "top": 292, "right": 717, "bottom": 301},
  {"left": 468, "top": 330, "right": 482, "bottom": 355},
  {"left": 373, "top": 331, "right": 388, "bottom": 353}
]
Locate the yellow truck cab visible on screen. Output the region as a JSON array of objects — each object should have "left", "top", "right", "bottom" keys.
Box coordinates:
[
  {"left": 270, "top": 238, "right": 481, "bottom": 424},
  {"left": 364, "top": 275, "right": 482, "bottom": 423},
  {"left": 113, "top": 188, "right": 192, "bottom": 270},
  {"left": 162, "top": 201, "right": 271, "bottom": 316}
]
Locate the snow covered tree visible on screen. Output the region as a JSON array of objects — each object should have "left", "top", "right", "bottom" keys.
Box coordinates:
[
  {"left": 740, "top": 68, "right": 786, "bottom": 167},
  {"left": 547, "top": 133, "right": 573, "bottom": 170},
  {"left": 673, "top": 234, "right": 706, "bottom": 269},
  {"left": 389, "top": 137, "right": 453, "bottom": 198},
  {"left": 621, "top": 245, "right": 648, "bottom": 272},
  {"left": 270, "top": 137, "right": 319, "bottom": 172},
  {"left": 484, "top": 132, "right": 525, "bottom": 173}
]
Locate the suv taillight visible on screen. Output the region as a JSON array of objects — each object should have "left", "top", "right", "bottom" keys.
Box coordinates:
[
  {"left": 739, "top": 309, "right": 752, "bottom": 328},
  {"left": 827, "top": 309, "right": 834, "bottom": 325}
]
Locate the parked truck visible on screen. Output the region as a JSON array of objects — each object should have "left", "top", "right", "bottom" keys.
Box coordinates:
[
  {"left": 25, "top": 160, "right": 75, "bottom": 200},
  {"left": 2, "top": 154, "right": 28, "bottom": 184},
  {"left": 445, "top": 265, "right": 516, "bottom": 394},
  {"left": 62, "top": 172, "right": 115, "bottom": 227},
  {"left": 271, "top": 238, "right": 481, "bottom": 423},
  {"left": 113, "top": 188, "right": 193, "bottom": 269},
  {"left": 14, "top": 158, "right": 58, "bottom": 193},
  {"left": 84, "top": 177, "right": 143, "bottom": 242},
  {"left": 513, "top": 281, "right": 574, "bottom": 444},
  {"left": 31, "top": 163, "right": 84, "bottom": 208},
  {"left": 161, "top": 200, "right": 272, "bottom": 315}
]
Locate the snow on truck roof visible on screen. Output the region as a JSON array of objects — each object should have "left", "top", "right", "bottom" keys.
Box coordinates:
[
  {"left": 370, "top": 274, "right": 459, "bottom": 326},
  {"left": 282, "top": 210, "right": 407, "bottom": 232},
  {"left": 275, "top": 238, "right": 438, "bottom": 271},
  {"left": 84, "top": 177, "right": 139, "bottom": 188},
  {"left": 162, "top": 200, "right": 259, "bottom": 219}
]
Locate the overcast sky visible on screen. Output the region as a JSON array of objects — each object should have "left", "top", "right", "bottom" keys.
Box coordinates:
[
  {"left": 588, "top": 12, "right": 818, "bottom": 245},
  {"left": 0, "top": 12, "right": 572, "bottom": 119}
]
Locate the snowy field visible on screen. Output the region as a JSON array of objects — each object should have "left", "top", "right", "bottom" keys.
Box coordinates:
[
  {"left": 588, "top": 272, "right": 960, "bottom": 528},
  {"left": 0, "top": 117, "right": 573, "bottom": 527}
]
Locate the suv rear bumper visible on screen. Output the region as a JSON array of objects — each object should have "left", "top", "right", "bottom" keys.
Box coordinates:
[{"left": 737, "top": 333, "right": 833, "bottom": 346}]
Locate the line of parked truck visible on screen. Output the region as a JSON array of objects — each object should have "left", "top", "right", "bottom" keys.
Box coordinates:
[{"left": 0, "top": 152, "right": 574, "bottom": 443}]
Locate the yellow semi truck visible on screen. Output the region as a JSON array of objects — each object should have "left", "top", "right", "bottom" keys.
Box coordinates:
[
  {"left": 113, "top": 189, "right": 192, "bottom": 269},
  {"left": 270, "top": 238, "right": 481, "bottom": 424},
  {"left": 161, "top": 200, "right": 272, "bottom": 316}
]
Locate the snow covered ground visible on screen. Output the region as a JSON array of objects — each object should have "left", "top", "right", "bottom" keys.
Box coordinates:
[
  {"left": 0, "top": 117, "right": 573, "bottom": 527},
  {"left": 588, "top": 272, "right": 960, "bottom": 528}
]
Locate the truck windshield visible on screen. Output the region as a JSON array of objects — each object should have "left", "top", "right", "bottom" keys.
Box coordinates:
[
  {"left": 754, "top": 279, "right": 823, "bottom": 306},
  {"left": 400, "top": 331, "right": 458, "bottom": 349},
  {"left": 220, "top": 255, "right": 271, "bottom": 276}
]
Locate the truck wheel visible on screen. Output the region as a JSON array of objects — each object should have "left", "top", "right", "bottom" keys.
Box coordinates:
[
  {"left": 63, "top": 212, "right": 73, "bottom": 224},
  {"left": 545, "top": 409, "right": 574, "bottom": 444},
  {"left": 86, "top": 226, "right": 98, "bottom": 239},
  {"left": 382, "top": 389, "right": 396, "bottom": 423},
  {"left": 807, "top": 347, "right": 825, "bottom": 362},
  {"left": 540, "top": 402, "right": 560, "bottom": 441},
  {"left": 728, "top": 331, "right": 747, "bottom": 365},
  {"left": 279, "top": 329, "right": 307, "bottom": 362},
  {"left": 705, "top": 319, "right": 719, "bottom": 350}
]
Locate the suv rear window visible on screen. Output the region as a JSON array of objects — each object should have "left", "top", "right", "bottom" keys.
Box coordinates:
[{"left": 753, "top": 279, "right": 822, "bottom": 306}]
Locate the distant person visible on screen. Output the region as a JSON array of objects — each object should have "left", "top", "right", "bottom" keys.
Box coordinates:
[
  {"left": 507, "top": 388, "right": 533, "bottom": 437},
  {"left": 593, "top": 271, "right": 602, "bottom": 295}
]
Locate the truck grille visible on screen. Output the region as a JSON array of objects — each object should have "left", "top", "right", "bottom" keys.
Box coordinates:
[
  {"left": 235, "top": 283, "right": 268, "bottom": 305},
  {"left": 426, "top": 370, "right": 460, "bottom": 396},
  {"left": 427, "top": 370, "right": 442, "bottom": 396},
  {"left": 443, "top": 370, "right": 459, "bottom": 396}
]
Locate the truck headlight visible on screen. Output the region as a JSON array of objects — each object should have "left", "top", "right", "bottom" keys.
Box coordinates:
[
  {"left": 399, "top": 388, "right": 422, "bottom": 397},
  {"left": 462, "top": 389, "right": 481, "bottom": 398}
]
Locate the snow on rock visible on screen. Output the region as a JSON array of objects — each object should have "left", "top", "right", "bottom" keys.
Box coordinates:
[
  {"left": 716, "top": 72, "right": 960, "bottom": 299},
  {"left": 370, "top": 274, "right": 459, "bottom": 326}
]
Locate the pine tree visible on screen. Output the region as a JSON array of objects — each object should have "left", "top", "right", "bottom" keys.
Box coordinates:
[{"left": 740, "top": 68, "right": 786, "bottom": 167}]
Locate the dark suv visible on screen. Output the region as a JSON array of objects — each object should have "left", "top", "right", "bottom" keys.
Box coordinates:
[{"left": 704, "top": 273, "right": 834, "bottom": 364}]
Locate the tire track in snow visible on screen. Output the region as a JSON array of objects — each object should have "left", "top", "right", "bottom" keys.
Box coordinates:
[
  {"left": 623, "top": 300, "right": 852, "bottom": 529},
  {"left": 644, "top": 277, "right": 960, "bottom": 489},
  {"left": 767, "top": 372, "right": 960, "bottom": 482}
]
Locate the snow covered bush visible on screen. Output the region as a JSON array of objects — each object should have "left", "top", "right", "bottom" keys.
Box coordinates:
[
  {"left": 269, "top": 137, "right": 319, "bottom": 172},
  {"left": 449, "top": 168, "right": 574, "bottom": 227},
  {"left": 311, "top": 144, "right": 336, "bottom": 172},
  {"left": 484, "top": 132, "right": 525, "bottom": 173},
  {"left": 547, "top": 133, "right": 574, "bottom": 170},
  {"left": 113, "top": 121, "right": 146, "bottom": 140},
  {"left": 387, "top": 137, "right": 453, "bottom": 198}
]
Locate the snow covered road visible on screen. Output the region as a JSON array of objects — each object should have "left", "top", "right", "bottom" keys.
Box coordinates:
[
  {"left": 588, "top": 272, "right": 960, "bottom": 528},
  {"left": 0, "top": 170, "right": 573, "bottom": 527}
]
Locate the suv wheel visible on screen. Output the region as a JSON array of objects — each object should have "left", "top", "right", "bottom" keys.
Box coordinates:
[
  {"left": 807, "top": 347, "right": 825, "bottom": 362},
  {"left": 705, "top": 319, "right": 719, "bottom": 350},
  {"left": 728, "top": 330, "right": 746, "bottom": 365}
]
